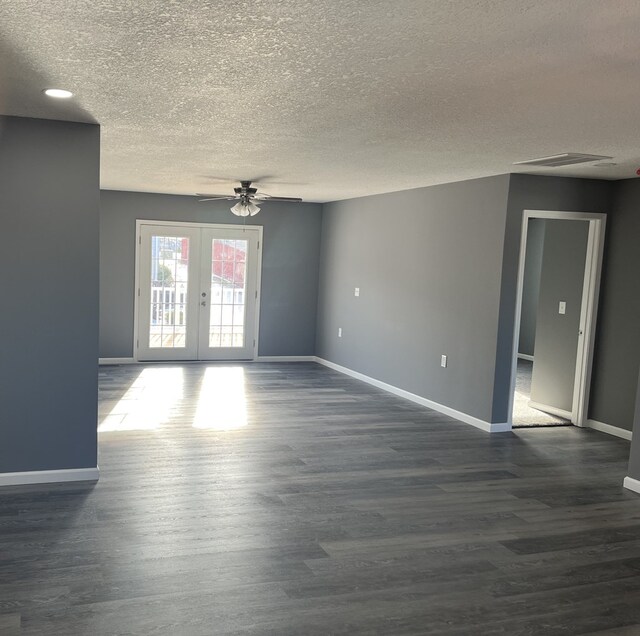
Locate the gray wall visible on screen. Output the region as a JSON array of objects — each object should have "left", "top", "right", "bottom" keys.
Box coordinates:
[
  {"left": 100, "top": 175, "right": 640, "bottom": 433},
  {"left": 518, "top": 218, "right": 545, "bottom": 357},
  {"left": 589, "top": 179, "right": 640, "bottom": 431},
  {"left": 0, "top": 116, "right": 100, "bottom": 473},
  {"left": 530, "top": 220, "right": 589, "bottom": 412},
  {"left": 492, "top": 174, "right": 613, "bottom": 423},
  {"left": 100, "top": 190, "right": 322, "bottom": 358},
  {"left": 316, "top": 175, "right": 511, "bottom": 424},
  {"left": 317, "top": 172, "right": 638, "bottom": 434}
]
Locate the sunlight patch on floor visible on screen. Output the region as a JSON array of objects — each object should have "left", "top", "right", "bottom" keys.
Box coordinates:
[
  {"left": 193, "top": 366, "right": 248, "bottom": 431},
  {"left": 99, "top": 367, "right": 184, "bottom": 431}
]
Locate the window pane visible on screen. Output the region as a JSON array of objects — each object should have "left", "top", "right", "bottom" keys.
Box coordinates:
[
  {"left": 209, "top": 239, "right": 248, "bottom": 348},
  {"left": 149, "top": 235, "right": 189, "bottom": 348}
]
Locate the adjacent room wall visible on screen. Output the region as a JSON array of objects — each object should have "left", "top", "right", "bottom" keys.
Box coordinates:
[
  {"left": 316, "top": 175, "right": 511, "bottom": 424},
  {"left": 589, "top": 179, "right": 640, "bottom": 432},
  {"left": 518, "top": 218, "right": 545, "bottom": 357},
  {"left": 529, "top": 219, "right": 589, "bottom": 413},
  {"left": 100, "top": 190, "right": 322, "bottom": 358},
  {"left": 0, "top": 116, "right": 100, "bottom": 474}
]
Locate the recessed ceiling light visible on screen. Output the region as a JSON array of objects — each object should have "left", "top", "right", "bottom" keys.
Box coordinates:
[{"left": 43, "top": 88, "right": 73, "bottom": 99}]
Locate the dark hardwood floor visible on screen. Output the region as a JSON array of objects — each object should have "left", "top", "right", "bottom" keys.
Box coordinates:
[{"left": 1, "top": 362, "right": 640, "bottom": 635}]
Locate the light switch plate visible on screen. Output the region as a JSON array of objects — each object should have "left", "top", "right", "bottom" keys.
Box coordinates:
[
  {"left": 441, "top": 355, "right": 447, "bottom": 368},
  {"left": 559, "top": 301, "right": 566, "bottom": 315},
  {"left": 354, "top": 287, "right": 360, "bottom": 297},
  {"left": 338, "top": 327, "right": 342, "bottom": 338}
]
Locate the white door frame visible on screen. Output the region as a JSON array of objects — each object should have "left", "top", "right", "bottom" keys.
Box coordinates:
[
  {"left": 508, "top": 209, "right": 606, "bottom": 428},
  {"left": 134, "top": 219, "right": 263, "bottom": 362}
]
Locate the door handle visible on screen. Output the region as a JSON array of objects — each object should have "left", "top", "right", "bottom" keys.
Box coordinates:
[{"left": 200, "top": 301, "right": 206, "bottom": 307}]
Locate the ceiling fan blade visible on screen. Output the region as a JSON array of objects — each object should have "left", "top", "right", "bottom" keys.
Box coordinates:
[
  {"left": 254, "top": 190, "right": 303, "bottom": 202},
  {"left": 261, "top": 196, "right": 303, "bottom": 202},
  {"left": 201, "top": 175, "right": 277, "bottom": 186},
  {"left": 199, "top": 176, "right": 237, "bottom": 183},
  {"left": 196, "top": 193, "right": 237, "bottom": 201},
  {"left": 244, "top": 175, "right": 276, "bottom": 184},
  {"left": 253, "top": 180, "right": 303, "bottom": 187}
]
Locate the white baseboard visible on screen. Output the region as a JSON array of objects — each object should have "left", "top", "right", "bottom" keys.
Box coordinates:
[
  {"left": 528, "top": 400, "right": 572, "bottom": 420},
  {"left": 623, "top": 476, "right": 640, "bottom": 494},
  {"left": 99, "top": 357, "right": 136, "bottom": 365},
  {"left": 314, "top": 357, "right": 510, "bottom": 434},
  {"left": 256, "top": 356, "right": 316, "bottom": 362},
  {"left": 517, "top": 353, "right": 534, "bottom": 362},
  {"left": 586, "top": 419, "right": 633, "bottom": 441},
  {"left": 0, "top": 467, "right": 100, "bottom": 487},
  {"left": 100, "top": 356, "right": 316, "bottom": 365}
]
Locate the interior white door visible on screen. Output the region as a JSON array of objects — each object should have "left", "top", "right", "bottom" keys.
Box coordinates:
[{"left": 137, "top": 223, "right": 260, "bottom": 361}]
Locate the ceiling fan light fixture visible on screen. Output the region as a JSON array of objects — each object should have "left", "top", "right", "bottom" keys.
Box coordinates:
[
  {"left": 230, "top": 201, "right": 260, "bottom": 217},
  {"left": 199, "top": 180, "right": 300, "bottom": 214},
  {"left": 230, "top": 201, "right": 248, "bottom": 216}
]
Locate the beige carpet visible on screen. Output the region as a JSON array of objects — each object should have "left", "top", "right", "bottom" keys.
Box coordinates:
[{"left": 512, "top": 359, "right": 570, "bottom": 428}]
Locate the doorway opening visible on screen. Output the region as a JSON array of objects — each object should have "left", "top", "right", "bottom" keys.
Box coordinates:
[
  {"left": 513, "top": 358, "right": 570, "bottom": 426},
  {"left": 509, "top": 210, "right": 606, "bottom": 429},
  {"left": 134, "top": 221, "right": 262, "bottom": 362}
]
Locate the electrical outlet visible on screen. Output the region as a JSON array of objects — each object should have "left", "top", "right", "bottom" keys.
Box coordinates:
[
  {"left": 354, "top": 287, "right": 360, "bottom": 297},
  {"left": 441, "top": 355, "right": 447, "bottom": 368},
  {"left": 559, "top": 301, "right": 566, "bottom": 315},
  {"left": 338, "top": 327, "right": 342, "bottom": 338}
]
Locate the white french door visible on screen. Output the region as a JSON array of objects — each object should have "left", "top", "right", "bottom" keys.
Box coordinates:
[
  {"left": 136, "top": 222, "right": 261, "bottom": 361},
  {"left": 198, "top": 227, "right": 260, "bottom": 360}
]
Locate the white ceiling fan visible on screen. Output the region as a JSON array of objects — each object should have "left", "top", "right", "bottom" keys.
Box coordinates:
[{"left": 197, "top": 180, "right": 302, "bottom": 217}]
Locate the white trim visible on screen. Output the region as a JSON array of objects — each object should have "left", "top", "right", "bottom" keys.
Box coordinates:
[
  {"left": 527, "top": 400, "right": 573, "bottom": 420},
  {"left": 99, "top": 357, "right": 136, "bottom": 365},
  {"left": 253, "top": 233, "right": 264, "bottom": 361},
  {"left": 256, "top": 356, "right": 316, "bottom": 362},
  {"left": 0, "top": 467, "right": 99, "bottom": 487},
  {"left": 507, "top": 210, "right": 606, "bottom": 428},
  {"left": 573, "top": 216, "right": 606, "bottom": 426},
  {"left": 99, "top": 357, "right": 317, "bottom": 366},
  {"left": 586, "top": 419, "right": 633, "bottom": 441},
  {"left": 314, "top": 357, "right": 510, "bottom": 433},
  {"left": 134, "top": 220, "right": 142, "bottom": 360},
  {"left": 623, "top": 476, "right": 640, "bottom": 494},
  {"left": 519, "top": 210, "right": 607, "bottom": 222},
  {"left": 517, "top": 353, "right": 534, "bottom": 362}
]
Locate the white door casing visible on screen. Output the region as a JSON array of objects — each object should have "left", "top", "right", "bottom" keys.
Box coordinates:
[
  {"left": 135, "top": 221, "right": 262, "bottom": 362},
  {"left": 509, "top": 210, "right": 606, "bottom": 428}
]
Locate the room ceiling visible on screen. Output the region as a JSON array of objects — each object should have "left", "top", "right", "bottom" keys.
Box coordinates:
[{"left": 1, "top": 1, "right": 639, "bottom": 202}]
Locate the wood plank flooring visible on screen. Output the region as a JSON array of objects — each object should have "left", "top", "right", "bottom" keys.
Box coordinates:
[{"left": 1, "top": 361, "right": 640, "bottom": 635}]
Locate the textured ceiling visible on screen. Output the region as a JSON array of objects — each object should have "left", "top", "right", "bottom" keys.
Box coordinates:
[{"left": 1, "top": 1, "right": 640, "bottom": 202}]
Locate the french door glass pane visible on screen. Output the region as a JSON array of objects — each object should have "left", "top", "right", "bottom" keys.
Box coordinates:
[
  {"left": 149, "top": 236, "right": 189, "bottom": 348},
  {"left": 209, "top": 238, "right": 247, "bottom": 347}
]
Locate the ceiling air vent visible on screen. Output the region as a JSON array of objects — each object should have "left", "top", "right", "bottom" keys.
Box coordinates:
[{"left": 514, "top": 153, "right": 613, "bottom": 168}]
